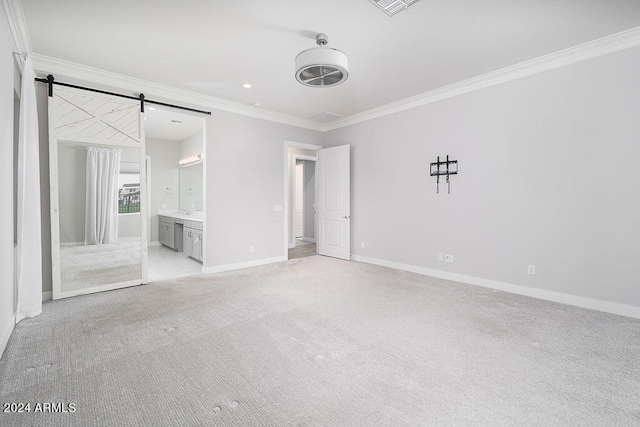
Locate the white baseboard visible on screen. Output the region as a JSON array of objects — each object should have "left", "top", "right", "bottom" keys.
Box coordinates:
[
  {"left": 203, "top": 256, "right": 287, "bottom": 274},
  {"left": 0, "top": 316, "right": 15, "bottom": 359},
  {"left": 301, "top": 237, "right": 316, "bottom": 243},
  {"left": 149, "top": 241, "right": 161, "bottom": 247},
  {"left": 42, "top": 291, "right": 52, "bottom": 301},
  {"left": 351, "top": 255, "right": 640, "bottom": 320}
]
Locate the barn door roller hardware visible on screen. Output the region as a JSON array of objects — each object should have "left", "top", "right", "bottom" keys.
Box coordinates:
[
  {"left": 34, "top": 74, "right": 211, "bottom": 115},
  {"left": 430, "top": 155, "right": 458, "bottom": 194}
]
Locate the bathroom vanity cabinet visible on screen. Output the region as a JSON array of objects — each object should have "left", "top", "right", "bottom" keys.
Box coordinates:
[
  {"left": 183, "top": 220, "right": 203, "bottom": 262},
  {"left": 158, "top": 213, "right": 203, "bottom": 262},
  {"left": 158, "top": 215, "right": 183, "bottom": 251}
]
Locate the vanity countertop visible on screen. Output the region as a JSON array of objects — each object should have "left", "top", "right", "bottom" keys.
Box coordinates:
[{"left": 158, "top": 210, "right": 204, "bottom": 223}]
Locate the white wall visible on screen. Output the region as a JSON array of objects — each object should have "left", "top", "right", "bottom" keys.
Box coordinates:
[
  {"left": 57, "top": 143, "right": 85, "bottom": 243},
  {"left": 206, "top": 111, "right": 322, "bottom": 269},
  {"left": 323, "top": 46, "right": 640, "bottom": 311},
  {"left": 117, "top": 215, "right": 140, "bottom": 238},
  {"left": 147, "top": 137, "right": 180, "bottom": 242},
  {"left": 180, "top": 129, "right": 203, "bottom": 159},
  {"left": 0, "top": 5, "right": 17, "bottom": 357}
]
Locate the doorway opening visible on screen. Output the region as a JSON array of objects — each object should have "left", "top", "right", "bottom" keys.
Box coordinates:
[
  {"left": 290, "top": 159, "right": 317, "bottom": 259},
  {"left": 283, "top": 142, "right": 351, "bottom": 261},
  {"left": 145, "top": 107, "right": 206, "bottom": 281},
  {"left": 284, "top": 141, "right": 321, "bottom": 260}
]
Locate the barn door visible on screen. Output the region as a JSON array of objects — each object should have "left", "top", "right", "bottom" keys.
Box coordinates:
[{"left": 49, "top": 86, "right": 148, "bottom": 299}]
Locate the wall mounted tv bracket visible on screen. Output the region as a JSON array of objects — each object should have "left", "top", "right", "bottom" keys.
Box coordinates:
[{"left": 430, "top": 155, "right": 458, "bottom": 194}]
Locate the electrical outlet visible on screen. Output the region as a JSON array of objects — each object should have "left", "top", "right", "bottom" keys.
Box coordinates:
[
  {"left": 445, "top": 254, "right": 453, "bottom": 263},
  {"left": 437, "top": 252, "right": 443, "bottom": 261},
  {"left": 361, "top": 242, "right": 365, "bottom": 249},
  {"left": 249, "top": 245, "right": 254, "bottom": 253},
  {"left": 528, "top": 264, "right": 536, "bottom": 275}
]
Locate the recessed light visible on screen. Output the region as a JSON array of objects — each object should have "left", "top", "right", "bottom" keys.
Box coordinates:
[
  {"left": 242, "top": 83, "right": 252, "bottom": 88},
  {"left": 253, "top": 102, "right": 261, "bottom": 107},
  {"left": 148, "top": 106, "right": 157, "bottom": 111}
]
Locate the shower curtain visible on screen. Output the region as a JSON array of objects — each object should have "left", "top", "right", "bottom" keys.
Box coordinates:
[
  {"left": 16, "top": 57, "right": 42, "bottom": 323},
  {"left": 85, "top": 147, "right": 121, "bottom": 245}
]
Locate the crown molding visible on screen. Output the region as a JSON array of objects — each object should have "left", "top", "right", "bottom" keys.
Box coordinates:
[
  {"left": 2, "top": 0, "right": 31, "bottom": 53},
  {"left": 322, "top": 26, "right": 640, "bottom": 131},
  {"left": 2, "top": 0, "right": 32, "bottom": 70},
  {"left": 29, "top": 54, "right": 325, "bottom": 132}
]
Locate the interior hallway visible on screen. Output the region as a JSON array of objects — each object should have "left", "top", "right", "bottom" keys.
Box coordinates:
[{"left": 288, "top": 238, "right": 316, "bottom": 259}]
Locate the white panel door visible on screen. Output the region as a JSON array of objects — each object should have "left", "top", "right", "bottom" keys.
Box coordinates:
[{"left": 318, "top": 145, "right": 350, "bottom": 260}]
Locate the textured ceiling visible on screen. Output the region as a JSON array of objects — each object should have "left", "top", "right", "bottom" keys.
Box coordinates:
[{"left": 20, "top": 0, "right": 640, "bottom": 124}]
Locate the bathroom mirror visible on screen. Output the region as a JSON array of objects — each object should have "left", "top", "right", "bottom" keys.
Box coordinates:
[
  {"left": 47, "top": 84, "right": 147, "bottom": 300},
  {"left": 56, "top": 142, "right": 144, "bottom": 296},
  {"left": 179, "top": 162, "right": 203, "bottom": 210}
]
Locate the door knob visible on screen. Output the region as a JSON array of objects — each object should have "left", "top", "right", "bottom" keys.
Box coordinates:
[{"left": 342, "top": 215, "right": 350, "bottom": 219}]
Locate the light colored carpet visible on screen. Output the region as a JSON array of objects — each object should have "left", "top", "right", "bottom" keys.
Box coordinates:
[
  {"left": 60, "top": 241, "right": 141, "bottom": 291},
  {"left": 1, "top": 256, "right": 639, "bottom": 426}
]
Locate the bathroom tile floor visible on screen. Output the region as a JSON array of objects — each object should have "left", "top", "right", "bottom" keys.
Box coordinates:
[{"left": 148, "top": 244, "right": 203, "bottom": 282}]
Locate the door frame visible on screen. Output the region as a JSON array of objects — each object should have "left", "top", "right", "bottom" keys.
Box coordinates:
[{"left": 283, "top": 140, "right": 321, "bottom": 258}]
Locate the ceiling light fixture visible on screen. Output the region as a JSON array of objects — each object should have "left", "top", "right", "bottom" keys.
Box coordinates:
[
  {"left": 295, "top": 33, "right": 348, "bottom": 88},
  {"left": 179, "top": 153, "right": 203, "bottom": 166},
  {"left": 242, "top": 83, "right": 252, "bottom": 88}
]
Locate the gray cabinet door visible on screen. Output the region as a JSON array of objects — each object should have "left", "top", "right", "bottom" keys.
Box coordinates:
[
  {"left": 183, "top": 227, "right": 192, "bottom": 257},
  {"left": 193, "top": 231, "right": 202, "bottom": 261},
  {"left": 159, "top": 221, "right": 175, "bottom": 249}
]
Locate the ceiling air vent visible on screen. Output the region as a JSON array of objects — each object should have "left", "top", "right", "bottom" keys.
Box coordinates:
[
  {"left": 369, "top": 0, "right": 420, "bottom": 16},
  {"left": 308, "top": 111, "right": 343, "bottom": 123}
]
